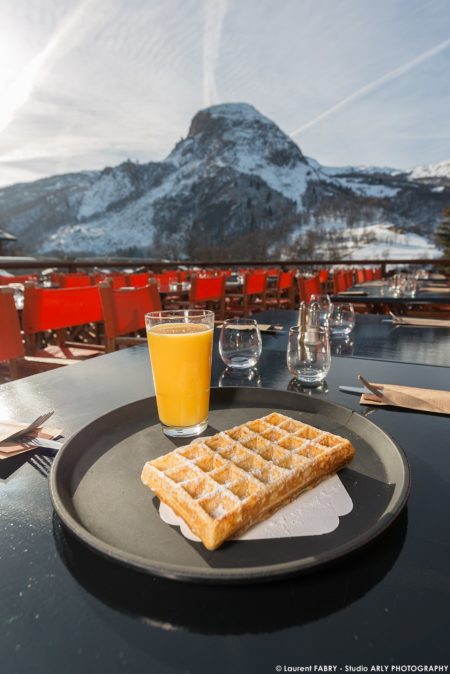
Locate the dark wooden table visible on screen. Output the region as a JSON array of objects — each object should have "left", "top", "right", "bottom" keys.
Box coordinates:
[
  {"left": 253, "top": 310, "right": 450, "bottom": 367},
  {"left": 1, "top": 342, "right": 449, "bottom": 672},
  {"left": 332, "top": 280, "right": 450, "bottom": 310}
]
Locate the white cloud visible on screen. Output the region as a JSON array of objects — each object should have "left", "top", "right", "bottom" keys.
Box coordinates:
[{"left": 0, "top": 0, "right": 449, "bottom": 186}]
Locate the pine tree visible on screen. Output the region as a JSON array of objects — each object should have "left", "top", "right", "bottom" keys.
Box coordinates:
[
  {"left": 435, "top": 207, "right": 450, "bottom": 273},
  {"left": 435, "top": 207, "right": 450, "bottom": 254}
]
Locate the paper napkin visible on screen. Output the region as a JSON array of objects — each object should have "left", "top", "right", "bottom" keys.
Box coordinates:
[
  {"left": 392, "top": 316, "right": 450, "bottom": 328},
  {"left": 160, "top": 474, "right": 353, "bottom": 541},
  {"left": 337, "top": 290, "right": 367, "bottom": 296},
  {"left": 0, "top": 425, "right": 63, "bottom": 459},
  {"left": 360, "top": 384, "right": 450, "bottom": 415}
]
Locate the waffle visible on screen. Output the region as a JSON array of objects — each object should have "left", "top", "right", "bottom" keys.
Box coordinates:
[{"left": 141, "top": 412, "right": 355, "bottom": 550}]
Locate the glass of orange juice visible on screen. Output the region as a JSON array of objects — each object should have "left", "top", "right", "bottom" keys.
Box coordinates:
[{"left": 145, "top": 309, "right": 215, "bottom": 437}]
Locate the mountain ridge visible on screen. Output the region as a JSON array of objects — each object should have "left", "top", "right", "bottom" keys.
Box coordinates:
[{"left": 0, "top": 103, "right": 448, "bottom": 259}]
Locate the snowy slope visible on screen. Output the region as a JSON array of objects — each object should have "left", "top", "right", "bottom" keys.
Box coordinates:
[
  {"left": 333, "top": 223, "right": 440, "bottom": 260},
  {"left": 409, "top": 160, "right": 450, "bottom": 180},
  {"left": 1, "top": 103, "right": 448, "bottom": 258}
]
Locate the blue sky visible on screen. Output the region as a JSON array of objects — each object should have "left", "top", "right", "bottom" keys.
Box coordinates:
[{"left": 0, "top": 0, "right": 449, "bottom": 186}]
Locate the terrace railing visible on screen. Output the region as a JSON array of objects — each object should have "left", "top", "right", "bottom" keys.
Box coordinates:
[{"left": 0, "top": 256, "right": 449, "bottom": 276}]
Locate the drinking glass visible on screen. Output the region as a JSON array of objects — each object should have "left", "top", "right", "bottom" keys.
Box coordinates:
[
  {"left": 145, "top": 309, "right": 214, "bottom": 437},
  {"left": 218, "top": 367, "right": 262, "bottom": 388},
  {"left": 329, "top": 303, "right": 355, "bottom": 336},
  {"left": 286, "top": 325, "right": 331, "bottom": 386},
  {"left": 310, "top": 294, "right": 332, "bottom": 328},
  {"left": 219, "top": 318, "right": 262, "bottom": 369},
  {"left": 404, "top": 276, "right": 417, "bottom": 297}
]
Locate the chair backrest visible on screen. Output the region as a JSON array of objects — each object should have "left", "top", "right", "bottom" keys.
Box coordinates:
[
  {"left": 190, "top": 275, "right": 226, "bottom": 302},
  {"left": 297, "top": 275, "right": 321, "bottom": 303},
  {"left": 318, "top": 269, "right": 328, "bottom": 285},
  {"left": 99, "top": 281, "right": 161, "bottom": 339},
  {"left": 279, "top": 271, "right": 294, "bottom": 291},
  {"left": 155, "top": 271, "right": 180, "bottom": 285},
  {"left": 53, "top": 273, "right": 93, "bottom": 288},
  {"left": 365, "top": 268, "right": 374, "bottom": 282},
  {"left": 244, "top": 271, "right": 267, "bottom": 295},
  {"left": 108, "top": 275, "right": 128, "bottom": 289},
  {"left": 333, "top": 271, "right": 348, "bottom": 294},
  {"left": 0, "top": 288, "right": 25, "bottom": 362},
  {"left": 0, "top": 274, "right": 38, "bottom": 286},
  {"left": 344, "top": 270, "right": 353, "bottom": 288},
  {"left": 22, "top": 284, "right": 103, "bottom": 334},
  {"left": 356, "top": 269, "right": 365, "bottom": 284},
  {"left": 128, "top": 272, "right": 152, "bottom": 287}
]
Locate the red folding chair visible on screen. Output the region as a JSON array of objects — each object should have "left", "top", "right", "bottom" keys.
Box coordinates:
[
  {"left": 297, "top": 274, "right": 321, "bottom": 303},
  {"left": 333, "top": 270, "right": 349, "bottom": 294},
  {"left": 22, "top": 284, "right": 104, "bottom": 359},
  {"left": 52, "top": 273, "right": 93, "bottom": 288},
  {"left": 226, "top": 272, "right": 268, "bottom": 316},
  {"left": 0, "top": 274, "right": 38, "bottom": 286},
  {"left": 0, "top": 287, "right": 78, "bottom": 380},
  {"left": 356, "top": 269, "right": 365, "bottom": 284},
  {"left": 266, "top": 271, "right": 295, "bottom": 309},
  {"left": 154, "top": 271, "right": 180, "bottom": 285},
  {"left": 128, "top": 272, "right": 152, "bottom": 287},
  {"left": 188, "top": 274, "right": 226, "bottom": 320},
  {"left": 99, "top": 281, "right": 161, "bottom": 352}
]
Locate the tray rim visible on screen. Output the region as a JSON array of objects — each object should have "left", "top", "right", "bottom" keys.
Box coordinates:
[{"left": 49, "top": 386, "right": 411, "bottom": 583}]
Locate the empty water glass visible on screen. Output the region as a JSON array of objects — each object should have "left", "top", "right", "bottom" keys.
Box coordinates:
[
  {"left": 404, "top": 276, "right": 417, "bottom": 297},
  {"left": 310, "top": 294, "right": 332, "bottom": 328},
  {"left": 287, "top": 325, "right": 331, "bottom": 386},
  {"left": 218, "top": 367, "right": 262, "bottom": 387},
  {"left": 219, "top": 318, "right": 262, "bottom": 369},
  {"left": 329, "top": 303, "right": 355, "bottom": 336}
]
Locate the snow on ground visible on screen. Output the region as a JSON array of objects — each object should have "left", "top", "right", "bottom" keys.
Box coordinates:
[
  {"left": 337, "top": 223, "right": 441, "bottom": 260},
  {"left": 409, "top": 160, "right": 450, "bottom": 180},
  {"left": 41, "top": 190, "right": 158, "bottom": 254},
  {"left": 318, "top": 163, "right": 401, "bottom": 176},
  {"left": 78, "top": 169, "right": 134, "bottom": 219},
  {"left": 234, "top": 153, "right": 310, "bottom": 207},
  {"left": 338, "top": 178, "right": 399, "bottom": 198}
]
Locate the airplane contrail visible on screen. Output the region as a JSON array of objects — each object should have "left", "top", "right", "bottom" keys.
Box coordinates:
[
  {"left": 290, "top": 37, "right": 450, "bottom": 138},
  {"left": 0, "top": 0, "right": 100, "bottom": 135},
  {"left": 202, "top": 0, "right": 227, "bottom": 107}
]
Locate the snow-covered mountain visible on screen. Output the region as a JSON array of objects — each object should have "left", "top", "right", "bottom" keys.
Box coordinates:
[
  {"left": 0, "top": 102, "right": 448, "bottom": 259},
  {"left": 408, "top": 160, "right": 450, "bottom": 181},
  {"left": 309, "top": 222, "right": 440, "bottom": 261}
]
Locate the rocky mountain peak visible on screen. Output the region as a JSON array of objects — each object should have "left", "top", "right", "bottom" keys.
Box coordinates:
[
  {"left": 169, "top": 102, "right": 307, "bottom": 172},
  {"left": 0, "top": 102, "right": 448, "bottom": 259}
]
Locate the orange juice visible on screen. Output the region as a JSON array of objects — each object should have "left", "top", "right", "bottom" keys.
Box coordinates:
[{"left": 147, "top": 322, "right": 213, "bottom": 428}]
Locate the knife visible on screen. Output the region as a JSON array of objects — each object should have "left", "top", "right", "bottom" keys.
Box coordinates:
[{"left": 339, "top": 386, "right": 371, "bottom": 395}]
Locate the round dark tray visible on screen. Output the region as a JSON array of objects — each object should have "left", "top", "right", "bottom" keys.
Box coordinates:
[{"left": 49, "top": 387, "right": 410, "bottom": 583}]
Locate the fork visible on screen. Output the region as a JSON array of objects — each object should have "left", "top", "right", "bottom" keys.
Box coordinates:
[
  {"left": 21, "top": 436, "right": 62, "bottom": 452},
  {"left": 6, "top": 411, "right": 55, "bottom": 442},
  {"left": 358, "top": 375, "right": 384, "bottom": 399},
  {"left": 389, "top": 311, "right": 403, "bottom": 323}
]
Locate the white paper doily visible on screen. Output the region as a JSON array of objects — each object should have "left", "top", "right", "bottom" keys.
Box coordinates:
[{"left": 159, "top": 473, "right": 353, "bottom": 542}]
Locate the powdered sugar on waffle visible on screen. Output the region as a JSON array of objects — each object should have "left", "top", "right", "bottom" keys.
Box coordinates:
[
  {"left": 150, "top": 412, "right": 354, "bottom": 542},
  {"left": 159, "top": 473, "right": 353, "bottom": 540}
]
